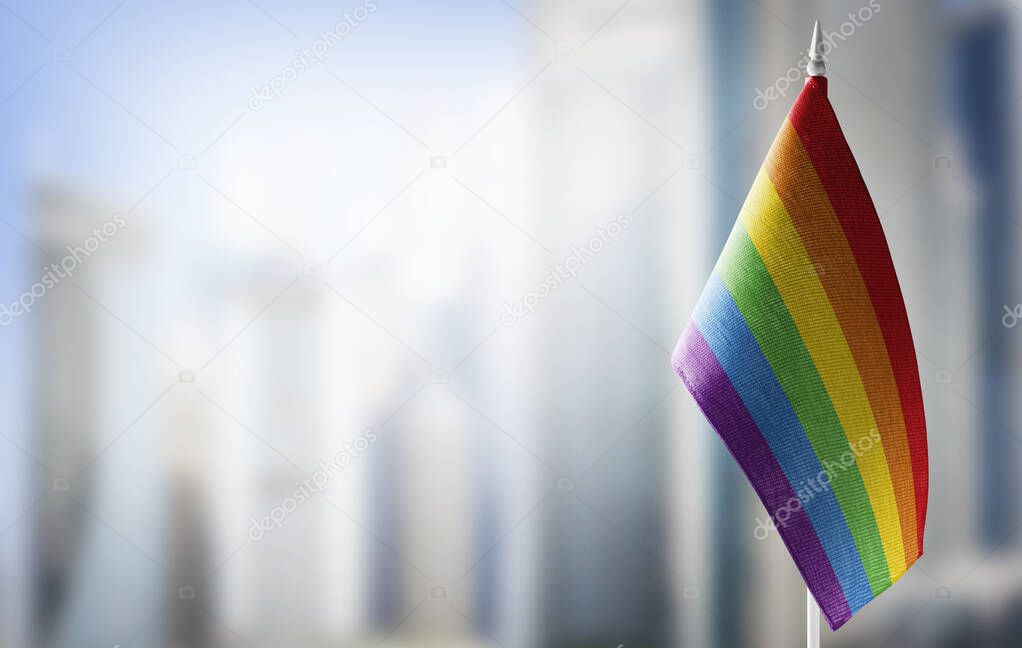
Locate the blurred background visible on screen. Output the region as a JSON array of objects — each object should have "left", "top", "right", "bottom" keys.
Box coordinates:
[{"left": 0, "top": 0, "right": 1019, "bottom": 646}]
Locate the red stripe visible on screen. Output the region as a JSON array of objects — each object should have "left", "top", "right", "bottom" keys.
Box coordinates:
[{"left": 788, "top": 77, "right": 928, "bottom": 556}]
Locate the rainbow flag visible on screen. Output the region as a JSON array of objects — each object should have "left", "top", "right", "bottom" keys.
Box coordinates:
[{"left": 672, "top": 76, "right": 928, "bottom": 630}]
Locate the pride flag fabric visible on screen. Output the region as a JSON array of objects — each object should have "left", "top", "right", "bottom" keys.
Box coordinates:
[{"left": 672, "top": 76, "right": 928, "bottom": 630}]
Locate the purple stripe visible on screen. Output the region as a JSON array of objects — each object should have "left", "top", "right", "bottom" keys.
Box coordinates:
[{"left": 673, "top": 321, "right": 852, "bottom": 629}]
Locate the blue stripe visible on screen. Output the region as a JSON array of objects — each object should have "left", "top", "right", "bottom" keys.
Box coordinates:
[{"left": 693, "top": 274, "right": 873, "bottom": 612}]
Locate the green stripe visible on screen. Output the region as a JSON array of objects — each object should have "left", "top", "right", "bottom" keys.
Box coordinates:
[{"left": 717, "top": 225, "right": 892, "bottom": 594}]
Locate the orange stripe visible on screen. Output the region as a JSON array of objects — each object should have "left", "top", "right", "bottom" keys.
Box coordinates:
[
  {"left": 789, "top": 78, "right": 927, "bottom": 555},
  {"left": 741, "top": 171, "right": 906, "bottom": 576},
  {"left": 765, "top": 120, "right": 918, "bottom": 569}
]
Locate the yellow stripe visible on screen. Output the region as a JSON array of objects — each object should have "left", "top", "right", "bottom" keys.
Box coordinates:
[
  {"left": 768, "top": 120, "right": 918, "bottom": 569},
  {"left": 741, "top": 169, "right": 907, "bottom": 578}
]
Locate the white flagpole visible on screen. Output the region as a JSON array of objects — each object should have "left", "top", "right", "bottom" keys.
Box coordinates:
[
  {"left": 807, "top": 588, "right": 820, "bottom": 648},
  {"left": 807, "top": 20, "right": 826, "bottom": 78},
  {"left": 805, "top": 21, "right": 825, "bottom": 648}
]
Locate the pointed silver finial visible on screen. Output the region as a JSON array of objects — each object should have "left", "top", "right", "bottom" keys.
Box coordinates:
[{"left": 806, "top": 20, "right": 826, "bottom": 76}]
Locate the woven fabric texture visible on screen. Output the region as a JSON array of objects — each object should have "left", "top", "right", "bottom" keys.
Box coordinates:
[{"left": 672, "top": 77, "right": 928, "bottom": 631}]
